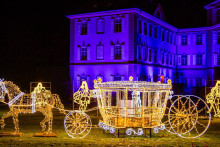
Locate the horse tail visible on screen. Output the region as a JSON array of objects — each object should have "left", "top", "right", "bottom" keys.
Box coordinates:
[{"left": 53, "top": 94, "right": 66, "bottom": 114}]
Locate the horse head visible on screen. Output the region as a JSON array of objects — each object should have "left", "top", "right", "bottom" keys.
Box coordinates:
[{"left": 0, "top": 78, "right": 8, "bottom": 102}]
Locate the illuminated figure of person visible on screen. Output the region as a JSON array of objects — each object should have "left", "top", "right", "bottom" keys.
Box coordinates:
[{"left": 206, "top": 81, "right": 220, "bottom": 117}]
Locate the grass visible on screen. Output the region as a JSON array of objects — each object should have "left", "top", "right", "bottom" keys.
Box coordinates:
[{"left": 0, "top": 105, "right": 220, "bottom": 147}]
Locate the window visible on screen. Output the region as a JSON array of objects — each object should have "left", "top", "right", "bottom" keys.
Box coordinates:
[
  {"left": 138, "top": 46, "right": 141, "bottom": 60},
  {"left": 114, "top": 45, "right": 121, "bottom": 59},
  {"left": 181, "top": 78, "right": 187, "bottom": 87},
  {"left": 217, "top": 9, "right": 220, "bottom": 24},
  {"left": 80, "top": 46, "right": 87, "bottom": 60},
  {"left": 149, "top": 24, "right": 152, "bottom": 37},
  {"left": 196, "top": 54, "right": 202, "bottom": 65},
  {"left": 149, "top": 49, "right": 152, "bottom": 62},
  {"left": 96, "top": 44, "right": 104, "bottom": 60},
  {"left": 138, "top": 20, "right": 142, "bottom": 33},
  {"left": 167, "top": 32, "right": 169, "bottom": 43},
  {"left": 170, "top": 34, "right": 173, "bottom": 44},
  {"left": 196, "top": 78, "right": 202, "bottom": 87},
  {"left": 181, "top": 34, "right": 187, "bottom": 45},
  {"left": 144, "top": 47, "right": 148, "bottom": 61},
  {"left": 162, "top": 52, "right": 164, "bottom": 64},
  {"left": 97, "top": 18, "right": 104, "bottom": 33},
  {"left": 154, "top": 50, "right": 157, "bottom": 63},
  {"left": 162, "top": 30, "right": 165, "bottom": 41},
  {"left": 144, "top": 22, "right": 147, "bottom": 35},
  {"left": 170, "top": 54, "right": 172, "bottom": 65},
  {"left": 217, "top": 32, "right": 220, "bottom": 44},
  {"left": 154, "top": 26, "right": 157, "bottom": 39},
  {"left": 114, "top": 18, "right": 122, "bottom": 33},
  {"left": 166, "top": 54, "right": 169, "bottom": 64},
  {"left": 217, "top": 54, "right": 220, "bottom": 65},
  {"left": 181, "top": 55, "right": 187, "bottom": 65},
  {"left": 114, "top": 75, "right": 121, "bottom": 81},
  {"left": 81, "top": 21, "right": 87, "bottom": 35},
  {"left": 174, "top": 35, "right": 176, "bottom": 45},
  {"left": 196, "top": 33, "right": 202, "bottom": 45}
]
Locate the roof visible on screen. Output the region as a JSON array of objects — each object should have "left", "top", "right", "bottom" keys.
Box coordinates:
[{"left": 65, "top": 0, "right": 216, "bottom": 28}]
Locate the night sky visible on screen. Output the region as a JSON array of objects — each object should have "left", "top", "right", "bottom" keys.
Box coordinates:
[{"left": 1, "top": 0, "right": 215, "bottom": 100}]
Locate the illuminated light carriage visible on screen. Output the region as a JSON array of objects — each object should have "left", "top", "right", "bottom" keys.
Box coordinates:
[
  {"left": 64, "top": 77, "right": 211, "bottom": 138},
  {"left": 0, "top": 77, "right": 211, "bottom": 139}
]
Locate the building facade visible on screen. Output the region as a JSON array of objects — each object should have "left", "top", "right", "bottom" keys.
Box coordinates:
[{"left": 67, "top": 1, "right": 220, "bottom": 95}]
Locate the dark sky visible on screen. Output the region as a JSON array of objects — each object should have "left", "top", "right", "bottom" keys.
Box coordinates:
[{"left": 0, "top": 0, "right": 215, "bottom": 99}]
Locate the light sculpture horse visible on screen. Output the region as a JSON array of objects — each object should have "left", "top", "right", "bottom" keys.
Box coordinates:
[{"left": 0, "top": 79, "right": 65, "bottom": 134}]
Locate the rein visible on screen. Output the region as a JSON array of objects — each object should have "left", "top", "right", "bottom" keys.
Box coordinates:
[{"left": 8, "top": 92, "right": 25, "bottom": 106}]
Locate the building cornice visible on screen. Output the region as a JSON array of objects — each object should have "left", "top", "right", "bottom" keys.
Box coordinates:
[
  {"left": 66, "top": 8, "right": 178, "bottom": 31},
  {"left": 204, "top": 0, "right": 220, "bottom": 9},
  {"left": 179, "top": 23, "right": 220, "bottom": 32}
]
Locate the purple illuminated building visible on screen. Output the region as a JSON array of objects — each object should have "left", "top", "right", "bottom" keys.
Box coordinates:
[{"left": 66, "top": 0, "right": 220, "bottom": 95}]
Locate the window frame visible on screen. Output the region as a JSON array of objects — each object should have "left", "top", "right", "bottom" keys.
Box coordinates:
[
  {"left": 80, "top": 46, "right": 87, "bottom": 61},
  {"left": 181, "top": 34, "right": 187, "bottom": 45},
  {"left": 96, "top": 18, "right": 104, "bottom": 34},
  {"left": 80, "top": 21, "right": 88, "bottom": 35},
  {"left": 114, "top": 45, "right": 122, "bottom": 60},
  {"left": 114, "top": 18, "right": 122, "bottom": 33},
  {"left": 96, "top": 44, "right": 104, "bottom": 60}
]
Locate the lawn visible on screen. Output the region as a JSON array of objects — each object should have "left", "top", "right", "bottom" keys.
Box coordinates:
[{"left": 0, "top": 104, "right": 219, "bottom": 147}]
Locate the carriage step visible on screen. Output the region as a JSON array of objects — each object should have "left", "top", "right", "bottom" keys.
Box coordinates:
[
  {"left": 34, "top": 132, "right": 57, "bottom": 137},
  {"left": 0, "top": 132, "right": 23, "bottom": 137}
]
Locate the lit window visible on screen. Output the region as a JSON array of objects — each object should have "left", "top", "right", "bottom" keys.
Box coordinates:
[
  {"left": 154, "top": 26, "right": 157, "bottom": 39},
  {"left": 196, "top": 33, "right": 202, "bottom": 45},
  {"left": 80, "top": 46, "right": 87, "bottom": 60},
  {"left": 138, "top": 20, "right": 142, "bottom": 33},
  {"left": 149, "top": 24, "right": 152, "bottom": 37},
  {"left": 181, "top": 55, "right": 187, "bottom": 65},
  {"left": 81, "top": 21, "right": 87, "bottom": 35},
  {"left": 97, "top": 18, "right": 104, "bottom": 33},
  {"left": 114, "top": 45, "right": 121, "bottom": 59},
  {"left": 196, "top": 54, "right": 202, "bottom": 65},
  {"left": 217, "top": 32, "right": 220, "bottom": 44},
  {"left": 114, "top": 18, "right": 122, "bottom": 33},
  {"left": 96, "top": 44, "right": 104, "bottom": 60},
  {"left": 181, "top": 35, "right": 187, "bottom": 45},
  {"left": 144, "top": 22, "right": 147, "bottom": 35}
]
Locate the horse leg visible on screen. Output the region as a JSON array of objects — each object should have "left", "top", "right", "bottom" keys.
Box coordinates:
[
  {"left": 40, "top": 110, "right": 48, "bottom": 132},
  {"left": 12, "top": 112, "right": 19, "bottom": 133},
  {"left": 47, "top": 108, "right": 53, "bottom": 133},
  {"left": 0, "top": 111, "right": 13, "bottom": 129}
]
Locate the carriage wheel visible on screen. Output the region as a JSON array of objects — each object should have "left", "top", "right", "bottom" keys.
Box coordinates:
[
  {"left": 64, "top": 111, "right": 92, "bottom": 139},
  {"left": 162, "top": 98, "right": 177, "bottom": 134},
  {"left": 169, "top": 95, "right": 211, "bottom": 138}
]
